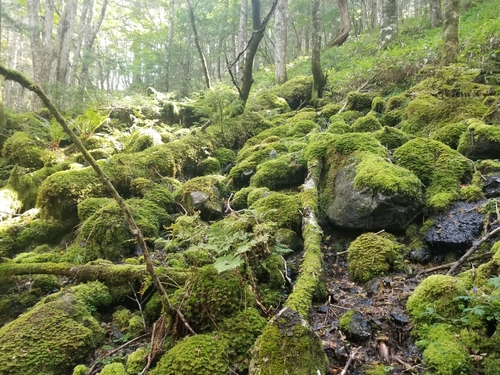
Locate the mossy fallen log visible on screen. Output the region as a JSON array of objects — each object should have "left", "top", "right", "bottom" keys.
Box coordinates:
[
  {"left": 249, "top": 160, "right": 329, "bottom": 375},
  {"left": 0, "top": 262, "right": 190, "bottom": 285}
]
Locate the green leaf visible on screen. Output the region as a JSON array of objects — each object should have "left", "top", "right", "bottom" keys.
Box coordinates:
[{"left": 213, "top": 255, "right": 244, "bottom": 273}]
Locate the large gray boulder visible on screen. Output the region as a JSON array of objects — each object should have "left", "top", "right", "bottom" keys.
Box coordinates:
[{"left": 326, "top": 161, "right": 423, "bottom": 231}]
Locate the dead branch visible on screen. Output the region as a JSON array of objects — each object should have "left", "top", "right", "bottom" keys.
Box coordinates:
[
  {"left": 341, "top": 346, "right": 361, "bottom": 375},
  {"left": 415, "top": 252, "right": 492, "bottom": 277}
]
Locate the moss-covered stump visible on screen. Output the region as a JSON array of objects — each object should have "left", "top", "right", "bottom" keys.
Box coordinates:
[
  {"left": 394, "top": 137, "right": 472, "bottom": 211},
  {"left": 2, "top": 131, "right": 52, "bottom": 169},
  {"left": 248, "top": 307, "right": 328, "bottom": 375},
  {"left": 181, "top": 175, "right": 227, "bottom": 220},
  {"left": 457, "top": 119, "right": 500, "bottom": 159},
  {"left": 68, "top": 198, "right": 170, "bottom": 262},
  {"left": 0, "top": 282, "right": 109, "bottom": 375},
  {"left": 150, "top": 334, "right": 229, "bottom": 375},
  {"left": 347, "top": 232, "right": 401, "bottom": 283}
]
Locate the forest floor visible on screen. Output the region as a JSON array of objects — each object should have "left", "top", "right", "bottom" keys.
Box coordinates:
[{"left": 309, "top": 229, "right": 427, "bottom": 374}]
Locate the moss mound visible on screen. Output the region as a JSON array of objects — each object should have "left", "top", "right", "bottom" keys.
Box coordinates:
[
  {"left": 2, "top": 131, "right": 51, "bottom": 169},
  {"left": 394, "top": 138, "right": 472, "bottom": 210},
  {"left": 100, "top": 363, "right": 128, "bottom": 375},
  {"left": 272, "top": 76, "right": 313, "bottom": 110},
  {"left": 250, "top": 152, "right": 307, "bottom": 190},
  {"left": 430, "top": 122, "right": 468, "bottom": 149},
  {"left": 251, "top": 193, "right": 301, "bottom": 230},
  {"left": 0, "top": 283, "right": 108, "bottom": 375},
  {"left": 347, "top": 233, "right": 399, "bottom": 283},
  {"left": 373, "top": 126, "right": 410, "bottom": 150},
  {"left": 346, "top": 92, "right": 373, "bottom": 112},
  {"left": 351, "top": 114, "right": 382, "bottom": 132},
  {"left": 457, "top": 119, "right": 500, "bottom": 159}
]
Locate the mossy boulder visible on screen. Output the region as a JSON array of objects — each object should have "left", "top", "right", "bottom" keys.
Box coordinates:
[
  {"left": 248, "top": 307, "right": 328, "bottom": 375},
  {"left": 346, "top": 92, "right": 373, "bottom": 112},
  {"left": 181, "top": 175, "right": 227, "bottom": 220},
  {"left": 0, "top": 283, "right": 108, "bottom": 375},
  {"left": 130, "top": 178, "right": 175, "bottom": 212},
  {"left": 2, "top": 131, "right": 51, "bottom": 169},
  {"left": 251, "top": 193, "right": 301, "bottom": 231},
  {"left": 151, "top": 334, "right": 229, "bottom": 375},
  {"left": 351, "top": 114, "right": 382, "bottom": 132},
  {"left": 371, "top": 96, "right": 385, "bottom": 113},
  {"left": 252, "top": 90, "right": 291, "bottom": 113},
  {"left": 212, "top": 147, "right": 236, "bottom": 169},
  {"left": 400, "top": 94, "right": 442, "bottom": 136},
  {"left": 247, "top": 187, "right": 271, "bottom": 206},
  {"left": 347, "top": 233, "right": 400, "bottom": 283},
  {"left": 407, "top": 275, "right": 467, "bottom": 327},
  {"left": 173, "top": 266, "right": 253, "bottom": 332},
  {"left": 430, "top": 122, "right": 468, "bottom": 149},
  {"left": 273, "top": 76, "right": 313, "bottom": 110},
  {"left": 457, "top": 119, "right": 500, "bottom": 159},
  {"left": 197, "top": 156, "right": 221, "bottom": 175},
  {"left": 250, "top": 152, "right": 307, "bottom": 190},
  {"left": 70, "top": 198, "right": 170, "bottom": 262},
  {"left": 373, "top": 126, "right": 410, "bottom": 150},
  {"left": 394, "top": 138, "right": 472, "bottom": 211},
  {"left": 339, "top": 309, "right": 371, "bottom": 342},
  {"left": 100, "top": 363, "right": 128, "bottom": 375},
  {"left": 126, "top": 347, "right": 148, "bottom": 375},
  {"left": 326, "top": 153, "right": 424, "bottom": 231}
]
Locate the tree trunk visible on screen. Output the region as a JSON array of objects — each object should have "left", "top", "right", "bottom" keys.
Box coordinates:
[
  {"left": 55, "top": 0, "right": 78, "bottom": 85},
  {"left": 429, "top": 0, "right": 443, "bottom": 28},
  {"left": 165, "top": 0, "right": 175, "bottom": 91},
  {"left": 187, "top": 0, "right": 211, "bottom": 89},
  {"left": 379, "top": 0, "right": 398, "bottom": 49},
  {"left": 311, "top": 0, "right": 325, "bottom": 101},
  {"left": 442, "top": 0, "right": 459, "bottom": 65},
  {"left": 327, "top": 0, "right": 351, "bottom": 48},
  {"left": 238, "top": 0, "right": 278, "bottom": 105},
  {"left": 69, "top": 0, "right": 91, "bottom": 85},
  {"left": 274, "top": 0, "right": 288, "bottom": 84},
  {"left": 0, "top": 76, "right": 6, "bottom": 145},
  {"left": 370, "top": 0, "right": 379, "bottom": 29},
  {"left": 236, "top": 0, "right": 248, "bottom": 80}
]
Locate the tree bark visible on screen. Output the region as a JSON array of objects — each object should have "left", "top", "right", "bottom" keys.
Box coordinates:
[
  {"left": 311, "top": 0, "right": 325, "bottom": 101},
  {"left": 165, "top": 0, "right": 175, "bottom": 91},
  {"left": 187, "top": 0, "right": 211, "bottom": 89},
  {"left": 69, "top": 0, "right": 91, "bottom": 85},
  {"left": 442, "top": 0, "right": 459, "bottom": 65},
  {"left": 327, "top": 0, "right": 351, "bottom": 48},
  {"left": 236, "top": 0, "right": 248, "bottom": 80},
  {"left": 379, "top": 0, "right": 398, "bottom": 49},
  {"left": 0, "top": 76, "right": 6, "bottom": 145},
  {"left": 54, "top": 0, "right": 78, "bottom": 85},
  {"left": 429, "top": 0, "right": 443, "bottom": 28},
  {"left": 274, "top": 0, "right": 288, "bottom": 84},
  {"left": 237, "top": 0, "right": 278, "bottom": 105}
]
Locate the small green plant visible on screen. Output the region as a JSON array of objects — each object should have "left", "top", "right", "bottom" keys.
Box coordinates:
[
  {"left": 71, "top": 109, "right": 107, "bottom": 140},
  {"left": 455, "top": 277, "right": 500, "bottom": 325}
]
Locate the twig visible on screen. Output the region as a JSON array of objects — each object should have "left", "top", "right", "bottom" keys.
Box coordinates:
[
  {"left": 414, "top": 252, "right": 492, "bottom": 277},
  {"left": 340, "top": 347, "right": 361, "bottom": 375},
  {"left": 87, "top": 333, "right": 148, "bottom": 375},
  {"left": 127, "top": 281, "right": 147, "bottom": 333},
  {"left": 225, "top": 193, "right": 234, "bottom": 213}
]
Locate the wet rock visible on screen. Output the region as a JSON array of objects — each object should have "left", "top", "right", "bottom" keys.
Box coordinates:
[
  {"left": 483, "top": 174, "right": 500, "bottom": 198},
  {"left": 340, "top": 310, "right": 371, "bottom": 342},
  {"left": 390, "top": 312, "right": 410, "bottom": 325},
  {"left": 364, "top": 278, "right": 383, "bottom": 296},
  {"left": 317, "top": 305, "right": 329, "bottom": 314},
  {"left": 326, "top": 162, "right": 422, "bottom": 231},
  {"left": 407, "top": 246, "right": 434, "bottom": 264},
  {"left": 423, "top": 201, "right": 486, "bottom": 253}
]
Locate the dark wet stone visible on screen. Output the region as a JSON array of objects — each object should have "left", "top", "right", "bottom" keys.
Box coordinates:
[
  {"left": 343, "top": 311, "right": 371, "bottom": 342},
  {"left": 364, "top": 278, "right": 383, "bottom": 296},
  {"left": 407, "top": 247, "right": 434, "bottom": 264},
  {"left": 484, "top": 174, "right": 500, "bottom": 198},
  {"left": 423, "top": 201, "right": 486, "bottom": 253},
  {"left": 390, "top": 312, "right": 410, "bottom": 325},
  {"left": 317, "top": 305, "right": 329, "bottom": 314}
]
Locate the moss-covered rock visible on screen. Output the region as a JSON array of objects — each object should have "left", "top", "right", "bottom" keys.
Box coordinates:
[
  {"left": 250, "top": 152, "right": 307, "bottom": 190},
  {"left": 130, "top": 178, "right": 175, "bottom": 212},
  {"left": 248, "top": 307, "right": 328, "bottom": 375},
  {"left": 347, "top": 233, "right": 399, "bottom": 283},
  {"left": 251, "top": 90, "right": 291, "bottom": 113},
  {"left": 401, "top": 94, "right": 442, "bottom": 135},
  {"left": 407, "top": 275, "right": 467, "bottom": 327},
  {"left": 181, "top": 175, "right": 227, "bottom": 220},
  {"left": 346, "top": 92, "right": 373, "bottom": 112},
  {"left": 2, "top": 131, "right": 52, "bottom": 169},
  {"left": 197, "top": 156, "right": 221, "bottom": 175},
  {"left": 320, "top": 103, "right": 342, "bottom": 118},
  {"left": 126, "top": 347, "right": 148, "bottom": 375},
  {"left": 247, "top": 187, "right": 271, "bottom": 207},
  {"left": 100, "top": 363, "right": 128, "bottom": 375},
  {"left": 457, "top": 119, "right": 500, "bottom": 159},
  {"left": 394, "top": 138, "right": 472, "bottom": 211},
  {"left": 430, "top": 122, "right": 468, "bottom": 149},
  {"left": 371, "top": 96, "right": 385, "bottom": 113},
  {"left": 0, "top": 186, "right": 22, "bottom": 221},
  {"left": 251, "top": 193, "right": 301, "bottom": 231},
  {"left": 151, "top": 334, "right": 229, "bottom": 375},
  {"left": 351, "top": 114, "right": 383, "bottom": 132},
  {"left": 373, "top": 126, "right": 410, "bottom": 150},
  {"left": 212, "top": 147, "right": 237, "bottom": 169},
  {"left": 0, "top": 283, "right": 108, "bottom": 375},
  {"left": 273, "top": 76, "right": 313, "bottom": 110},
  {"left": 231, "top": 186, "right": 253, "bottom": 210}
]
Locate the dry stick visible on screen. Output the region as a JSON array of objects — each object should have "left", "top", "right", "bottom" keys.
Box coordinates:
[
  {"left": 416, "top": 252, "right": 492, "bottom": 276},
  {"left": 0, "top": 64, "right": 195, "bottom": 335},
  {"left": 87, "top": 333, "right": 149, "bottom": 375},
  {"left": 340, "top": 347, "right": 361, "bottom": 375}
]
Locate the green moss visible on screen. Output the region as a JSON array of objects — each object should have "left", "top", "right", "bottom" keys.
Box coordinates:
[
  {"left": 0, "top": 286, "right": 106, "bottom": 375},
  {"left": 198, "top": 157, "right": 221, "bottom": 175},
  {"left": 286, "top": 120, "right": 319, "bottom": 138},
  {"left": 71, "top": 198, "right": 170, "bottom": 262},
  {"left": 373, "top": 126, "right": 410, "bottom": 150},
  {"left": 231, "top": 187, "right": 253, "bottom": 210},
  {"left": 457, "top": 119, "right": 500, "bottom": 157},
  {"left": 173, "top": 266, "right": 252, "bottom": 331},
  {"left": 288, "top": 110, "right": 318, "bottom": 124},
  {"left": 123, "top": 133, "right": 155, "bottom": 154},
  {"left": 126, "top": 347, "right": 148, "bottom": 375},
  {"left": 181, "top": 175, "right": 227, "bottom": 217},
  {"left": 247, "top": 187, "right": 271, "bottom": 206},
  {"left": 252, "top": 90, "right": 291, "bottom": 113},
  {"left": 351, "top": 114, "right": 383, "bottom": 132},
  {"left": 407, "top": 275, "right": 467, "bottom": 327},
  {"left": 327, "top": 118, "right": 351, "bottom": 134},
  {"left": 212, "top": 147, "right": 236, "bottom": 168},
  {"left": 386, "top": 93, "right": 409, "bottom": 111},
  {"left": 320, "top": 103, "right": 342, "bottom": 118},
  {"left": 72, "top": 365, "right": 88, "bottom": 375},
  {"left": 431, "top": 122, "right": 468, "bottom": 149},
  {"left": 460, "top": 171, "right": 485, "bottom": 202},
  {"left": 329, "top": 132, "right": 387, "bottom": 156},
  {"left": 250, "top": 152, "right": 307, "bottom": 190},
  {"left": 394, "top": 138, "right": 472, "bottom": 211},
  {"left": 371, "top": 96, "right": 386, "bottom": 113},
  {"left": 364, "top": 364, "right": 388, "bottom": 375},
  {"left": 347, "top": 233, "right": 399, "bottom": 283},
  {"left": 346, "top": 92, "right": 373, "bottom": 112},
  {"left": 2, "top": 132, "right": 52, "bottom": 169},
  {"left": 477, "top": 160, "right": 500, "bottom": 174},
  {"left": 251, "top": 193, "right": 301, "bottom": 230},
  {"left": 151, "top": 334, "right": 229, "bottom": 375},
  {"left": 338, "top": 110, "right": 363, "bottom": 125},
  {"left": 273, "top": 76, "right": 313, "bottom": 110},
  {"left": 401, "top": 94, "right": 442, "bottom": 135},
  {"left": 303, "top": 133, "right": 335, "bottom": 160},
  {"left": 339, "top": 310, "right": 356, "bottom": 331},
  {"left": 131, "top": 178, "right": 175, "bottom": 212},
  {"left": 100, "top": 363, "right": 128, "bottom": 375}
]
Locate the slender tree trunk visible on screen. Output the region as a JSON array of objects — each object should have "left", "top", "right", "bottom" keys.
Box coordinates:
[
  {"left": 70, "top": 0, "right": 91, "bottom": 85},
  {"left": 238, "top": 0, "right": 278, "bottom": 105},
  {"left": 327, "top": 0, "right": 351, "bottom": 48},
  {"left": 371, "top": 0, "right": 379, "bottom": 29},
  {"left": 311, "top": 0, "right": 325, "bottom": 101},
  {"left": 55, "top": 0, "right": 78, "bottom": 85},
  {"left": 429, "top": 0, "right": 443, "bottom": 28},
  {"left": 237, "top": 0, "right": 248, "bottom": 80},
  {"left": 442, "top": 0, "right": 459, "bottom": 65},
  {"left": 379, "top": 0, "right": 398, "bottom": 49},
  {"left": 187, "top": 0, "right": 211, "bottom": 89},
  {"left": 165, "top": 0, "right": 175, "bottom": 91},
  {"left": 0, "top": 76, "right": 6, "bottom": 144},
  {"left": 274, "top": 0, "right": 288, "bottom": 84}
]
